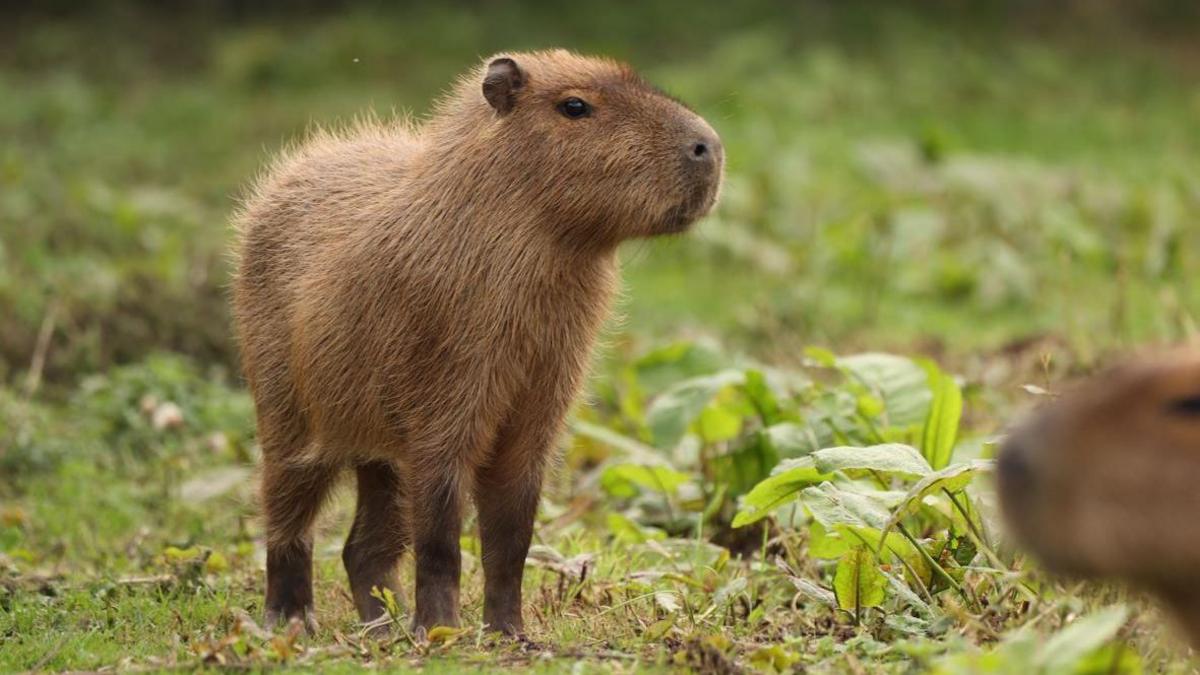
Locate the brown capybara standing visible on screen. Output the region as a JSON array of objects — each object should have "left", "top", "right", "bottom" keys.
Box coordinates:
[
  {"left": 997, "top": 350, "right": 1200, "bottom": 645},
  {"left": 232, "top": 50, "right": 723, "bottom": 637}
]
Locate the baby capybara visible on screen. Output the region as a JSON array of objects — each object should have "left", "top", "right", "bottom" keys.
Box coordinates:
[
  {"left": 998, "top": 350, "right": 1200, "bottom": 645},
  {"left": 232, "top": 50, "right": 723, "bottom": 636}
]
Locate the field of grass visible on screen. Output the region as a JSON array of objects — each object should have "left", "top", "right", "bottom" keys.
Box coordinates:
[{"left": 3, "top": 2, "right": 1200, "bottom": 672}]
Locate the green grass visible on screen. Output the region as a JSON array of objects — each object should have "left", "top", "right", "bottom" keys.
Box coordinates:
[{"left": 3, "top": 2, "right": 1200, "bottom": 672}]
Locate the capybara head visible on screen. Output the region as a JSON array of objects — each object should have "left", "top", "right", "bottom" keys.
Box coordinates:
[
  {"left": 435, "top": 50, "right": 723, "bottom": 246},
  {"left": 997, "top": 350, "right": 1200, "bottom": 595}
]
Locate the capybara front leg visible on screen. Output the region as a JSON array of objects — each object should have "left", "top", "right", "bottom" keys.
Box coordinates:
[
  {"left": 261, "top": 459, "right": 337, "bottom": 634},
  {"left": 410, "top": 473, "right": 463, "bottom": 635},
  {"left": 343, "top": 461, "right": 409, "bottom": 632},
  {"left": 474, "top": 467, "right": 542, "bottom": 636}
]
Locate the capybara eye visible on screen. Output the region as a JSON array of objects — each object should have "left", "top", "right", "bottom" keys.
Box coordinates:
[
  {"left": 558, "top": 97, "right": 591, "bottom": 119},
  {"left": 1167, "top": 395, "right": 1200, "bottom": 416}
]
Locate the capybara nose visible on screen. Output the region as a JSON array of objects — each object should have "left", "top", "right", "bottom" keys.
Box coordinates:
[
  {"left": 686, "top": 133, "right": 723, "bottom": 167},
  {"left": 997, "top": 439, "right": 1035, "bottom": 498}
]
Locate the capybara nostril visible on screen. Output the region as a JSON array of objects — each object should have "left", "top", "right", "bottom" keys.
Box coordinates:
[{"left": 686, "top": 134, "right": 722, "bottom": 165}]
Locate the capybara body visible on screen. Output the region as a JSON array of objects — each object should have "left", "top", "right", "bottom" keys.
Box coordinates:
[
  {"left": 232, "top": 50, "right": 723, "bottom": 636},
  {"left": 998, "top": 350, "right": 1200, "bottom": 645}
]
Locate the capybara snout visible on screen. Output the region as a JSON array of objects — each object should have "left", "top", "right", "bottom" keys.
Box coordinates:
[
  {"left": 997, "top": 349, "right": 1200, "bottom": 645},
  {"left": 232, "top": 50, "right": 722, "bottom": 638},
  {"left": 680, "top": 118, "right": 723, "bottom": 187},
  {"left": 665, "top": 115, "right": 723, "bottom": 232},
  {"left": 667, "top": 119, "right": 723, "bottom": 232}
]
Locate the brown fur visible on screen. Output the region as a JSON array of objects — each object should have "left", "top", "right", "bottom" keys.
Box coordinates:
[
  {"left": 231, "top": 50, "right": 723, "bottom": 637},
  {"left": 997, "top": 348, "right": 1200, "bottom": 646}
]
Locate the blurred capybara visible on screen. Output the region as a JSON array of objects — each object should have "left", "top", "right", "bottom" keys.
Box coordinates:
[
  {"left": 998, "top": 350, "right": 1200, "bottom": 645},
  {"left": 232, "top": 50, "right": 723, "bottom": 636}
]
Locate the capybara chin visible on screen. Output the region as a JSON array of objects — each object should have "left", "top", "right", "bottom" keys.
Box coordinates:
[
  {"left": 997, "top": 349, "right": 1200, "bottom": 646},
  {"left": 231, "top": 50, "right": 723, "bottom": 637}
]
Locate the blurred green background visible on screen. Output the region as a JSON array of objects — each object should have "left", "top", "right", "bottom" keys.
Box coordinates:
[
  {"left": 2, "top": 1, "right": 1200, "bottom": 671},
  {"left": 3, "top": 0, "right": 1198, "bottom": 390}
]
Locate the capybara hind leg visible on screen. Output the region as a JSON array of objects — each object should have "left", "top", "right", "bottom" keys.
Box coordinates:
[
  {"left": 343, "top": 461, "right": 408, "bottom": 632},
  {"left": 409, "top": 473, "right": 463, "bottom": 635},
  {"left": 261, "top": 458, "right": 337, "bottom": 634},
  {"left": 474, "top": 439, "right": 546, "bottom": 636}
]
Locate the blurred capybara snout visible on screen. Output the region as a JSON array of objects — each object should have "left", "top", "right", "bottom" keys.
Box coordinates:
[{"left": 997, "top": 350, "right": 1200, "bottom": 646}]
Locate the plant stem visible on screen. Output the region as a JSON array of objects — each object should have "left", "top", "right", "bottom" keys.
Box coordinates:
[
  {"left": 943, "top": 488, "right": 1037, "bottom": 602},
  {"left": 896, "top": 523, "right": 976, "bottom": 611}
]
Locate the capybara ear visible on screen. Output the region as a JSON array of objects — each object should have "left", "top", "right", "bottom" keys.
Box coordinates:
[{"left": 482, "top": 57, "right": 526, "bottom": 115}]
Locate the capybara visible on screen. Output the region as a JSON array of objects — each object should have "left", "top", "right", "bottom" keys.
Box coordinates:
[
  {"left": 232, "top": 50, "right": 723, "bottom": 636},
  {"left": 998, "top": 350, "right": 1200, "bottom": 645}
]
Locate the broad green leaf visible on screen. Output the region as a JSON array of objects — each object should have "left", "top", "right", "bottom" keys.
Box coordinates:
[
  {"left": 836, "top": 525, "right": 924, "bottom": 564},
  {"left": 743, "top": 368, "right": 786, "bottom": 426},
  {"left": 646, "top": 369, "right": 745, "bottom": 449},
  {"left": 634, "top": 340, "right": 727, "bottom": 395},
  {"left": 811, "top": 519, "right": 930, "bottom": 591},
  {"left": 811, "top": 443, "right": 932, "bottom": 480},
  {"left": 885, "top": 613, "right": 932, "bottom": 638},
  {"left": 885, "top": 460, "right": 993, "bottom": 530},
  {"left": 803, "top": 346, "right": 838, "bottom": 367},
  {"left": 606, "top": 512, "right": 666, "bottom": 543},
  {"left": 600, "top": 463, "right": 691, "bottom": 498},
  {"left": 696, "top": 401, "right": 743, "bottom": 442},
  {"left": 1034, "top": 605, "right": 1130, "bottom": 672},
  {"left": 802, "top": 394, "right": 858, "bottom": 449},
  {"left": 856, "top": 394, "right": 885, "bottom": 420},
  {"left": 635, "top": 341, "right": 694, "bottom": 369},
  {"left": 801, "top": 482, "right": 896, "bottom": 531},
  {"left": 837, "top": 353, "right": 932, "bottom": 428},
  {"left": 919, "top": 359, "right": 963, "bottom": 470},
  {"left": 731, "top": 457, "right": 831, "bottom": 528},
  {"left": 1070, "top": 644, "right": 1142, "bottom": 674},
  {"left": 762, "top": 422, "right": 820, "bottom": 458},
  {"left": 808, "top": 520, "right": 851, "bottom": 558},
  {"left": 787, "top": 576, "right": 838, "bottom": 609},
  {"left": 616, "top": 367, "right": 647, "bottom": 430},
  {"left": 885, "top": 572, "right": 933, "bottom": 618},
  {"left": 825, "top": 521, "right": 934, "bottom": 589},
  {"left": 711, "top": 432, "right": 779, "bottom": 496},
  {"left": 833, "top": 546, "right": 887, "bottom": 612},
  {"left": 571, "top": 420, "right": 662, "bottom": 464}
]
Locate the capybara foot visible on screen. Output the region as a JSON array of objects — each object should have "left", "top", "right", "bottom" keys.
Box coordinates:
[
  {"left": 346, "top": 567, "right": 405, "bottom": 629},
  {"left": 483, "top": 608, "right": 523, "bottom": 637},
  {"left": 353, "top": 585, "right": 404, "bottom": 639},
  {"left": 410, "top": 600, "right": 459, "bottom": 639},
  {"left": 264, "top": 606, "right": 319, "bottom": 636}
]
